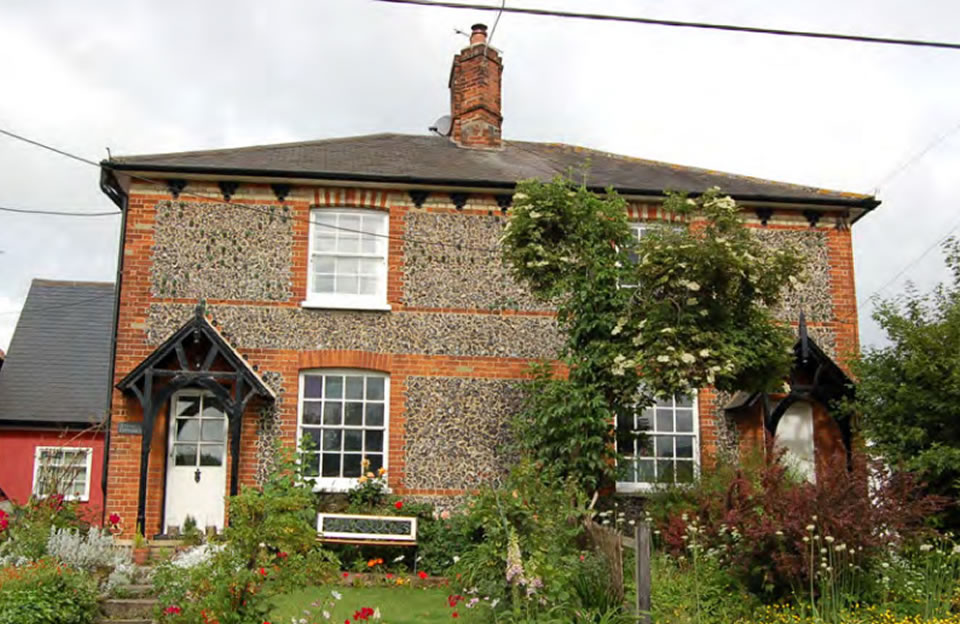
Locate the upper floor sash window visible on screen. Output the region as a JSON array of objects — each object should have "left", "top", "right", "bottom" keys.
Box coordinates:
[{"left": 305, "top": 208, "right": 389, "bottom": 310}]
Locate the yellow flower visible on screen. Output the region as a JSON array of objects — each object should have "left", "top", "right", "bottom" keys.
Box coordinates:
[
  {"left": 366, "top": 472, "right": 375, "bottom": 479},
  {"left": 358, "top": 476, "right": 368, "bottom": 484},
  {"left": 378, "top": 467, "right": 387, "bottom": 476}
]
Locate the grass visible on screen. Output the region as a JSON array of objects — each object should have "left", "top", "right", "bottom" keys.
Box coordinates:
[{"left": 271, "top": 585, "right": 460, "bottom": 623}]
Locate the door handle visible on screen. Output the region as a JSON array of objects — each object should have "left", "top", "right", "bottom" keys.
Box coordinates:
[{"left": 195, "top": 469, "right": 201, "bottom": 483}]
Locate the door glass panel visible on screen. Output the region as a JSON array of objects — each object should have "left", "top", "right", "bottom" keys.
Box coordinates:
[
  {"left": 199, "top": 446, "right": 223, "bottom": 466},
  {"left": 201, "top": 419, "right": 225, "bottom": 442},
  {"left": 174, "top": 444, "right": 197, "bottom": 466},
  {"left": 176, "top": 397, "right": 200, "bottom": 418},
  {"left": 176, "top": 419, "right": 200, "bottom": 442},
  {"left": 203, "top": 397, "right": 224, "bottom": 419}
]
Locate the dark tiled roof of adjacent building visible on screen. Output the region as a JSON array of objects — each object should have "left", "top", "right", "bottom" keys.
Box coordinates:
[
  {"left": 0, "top": 280, "right": 114, "bottom": 426},
  {"left": 107, "top": 133, "right": 877, "bottom": 208}
]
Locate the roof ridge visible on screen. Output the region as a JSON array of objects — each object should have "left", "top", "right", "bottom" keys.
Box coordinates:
[{"left": 32, "top": 278, "right": 115, "bottom": 288}]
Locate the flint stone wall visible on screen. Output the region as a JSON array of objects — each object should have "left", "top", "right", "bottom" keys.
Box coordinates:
[
  {"left": 753, "top": 229, "right": 833, "bottom": 323},
  {"left": 402, "top": 376, "right": 525, "bottom": 491}
]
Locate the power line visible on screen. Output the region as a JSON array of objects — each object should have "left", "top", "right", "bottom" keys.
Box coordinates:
[
  {"left": 0, "top": 205, "right": 120, "bottom": 217},
  {"left": 0, "top": 126, "right": 501, "bottom": 253},
  {"left": 873, "top": 119, "right": 960, "bottom": 190},
  {"left": 374, "top": 0, "right": 960, "bottom": 51}
]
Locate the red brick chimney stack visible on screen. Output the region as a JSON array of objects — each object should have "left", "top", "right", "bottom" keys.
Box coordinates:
[{"left": 449, "top": 23, "right": 503, "bottom": 149}]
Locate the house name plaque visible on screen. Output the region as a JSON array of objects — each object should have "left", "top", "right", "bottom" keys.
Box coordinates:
[{"left": 117, "top": 422, "right": 142, "bottom": 436}]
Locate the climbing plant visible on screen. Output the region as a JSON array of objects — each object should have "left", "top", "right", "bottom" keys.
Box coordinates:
[{"left": 501, "top": 178, "right": 803, "bottom": 492}]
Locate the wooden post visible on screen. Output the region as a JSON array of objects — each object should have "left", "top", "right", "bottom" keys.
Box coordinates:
[{"left": 635, "top": 522, "right": 651, "bottom": 624}]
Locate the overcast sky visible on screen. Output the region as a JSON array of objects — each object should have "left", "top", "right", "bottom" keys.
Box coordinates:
[{"left": 1, "top": 0, "right": 959, "bottom": 353}]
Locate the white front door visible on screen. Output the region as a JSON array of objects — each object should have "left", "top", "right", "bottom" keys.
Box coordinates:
[{"left": 164, "top": 391, "right": 228, "bottom": 533}]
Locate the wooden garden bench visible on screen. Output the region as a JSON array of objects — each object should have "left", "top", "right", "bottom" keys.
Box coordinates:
[{"left": 316, "top": 512, "right": 418, "bottom": 548}]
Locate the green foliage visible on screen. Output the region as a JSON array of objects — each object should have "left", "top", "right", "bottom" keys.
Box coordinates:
[
  {"left": 452, "top": 459, "right": 589, "bottom": 610},
  {"left": 501, "top": 178, "right": 802, "bottom": 492},
  {"left": 854, "top": 238, "right": 960, "bottom": 527},
  {"left": 346, "top": 462, "right": 390, "bottom": 511},
  {"left": 651, "top": 551, "right": 761, "bottom": 624},
  {"left": 0, "top": 558, "right": 99, "bottom": 624},
  {"left": 0, "top": 496, "right": 83, "bottom": 562},
  {"left": 180, "top": 514, "right": 203, "bottom": 546}
]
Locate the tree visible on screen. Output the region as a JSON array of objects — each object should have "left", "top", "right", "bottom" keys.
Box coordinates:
[
  {"left": 501, "top": 177, "right": 802, "bottom": 493},
  {"left": 855, "top": 238, "right": 960, "bottom": 526}
]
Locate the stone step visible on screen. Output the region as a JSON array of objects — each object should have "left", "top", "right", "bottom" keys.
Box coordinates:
[
  {"left": 112, "top": 584, "right": 154, "bottom": 598},
  {"left": 101, "top": 598, "right": 157, "bottom": 619}
]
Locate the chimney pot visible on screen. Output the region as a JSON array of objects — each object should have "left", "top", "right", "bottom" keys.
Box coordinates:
[{"left": 470, "top": 23, "right": 488, "bottom": 45}]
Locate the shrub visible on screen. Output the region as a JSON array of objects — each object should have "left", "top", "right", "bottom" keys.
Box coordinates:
[
  {"left": 657, "top": 450, "right": 944, "bottom": 598},
  {"left": 650, "top": 551, "right": 760, "bottom": 624},
  {"left": 0, "top": 496, "right": 84, "bottom": 563},
  {"left": 47, "top": 526, "right": 130, "bottom": 571},
  {"left": 452, "top": 458, "right": 589, "bottom": 614},
  {"left": 0, "top": 558, "right": 99, "bottom": 624}
]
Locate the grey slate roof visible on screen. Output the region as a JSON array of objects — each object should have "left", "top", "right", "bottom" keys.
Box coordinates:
[
  {"left": 0, "top": 280, "right": 114, "bottom": 426},
  {"left": 108, "top": 133, "right": 877, "bottom": 208}
]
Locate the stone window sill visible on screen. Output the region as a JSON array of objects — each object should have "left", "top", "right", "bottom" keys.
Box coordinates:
[{"left": 300, "top": 299, "right": 392, "bottom": 312}]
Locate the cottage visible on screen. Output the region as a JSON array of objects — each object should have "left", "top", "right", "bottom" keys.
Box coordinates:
[
  {"left": 97, "top": 24, "right": 876, "bottom": 536},
  {"left": 0, "top": 279, "right": 113, "bottom": 522}
]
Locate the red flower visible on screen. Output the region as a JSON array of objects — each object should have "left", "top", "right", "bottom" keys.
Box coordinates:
[
  {"left": 163, "top": 605, "right": 182, "bottom": 615},
  {"left": 108, "top": 512, "right": 121, "bottom": 526},
  {"left": 452, "top": 612, "right": 458, "bottom": 618},
  {"left": 0, "top": 510, "right": 8, "bottom": 532},
  {"left": 418, "top": 571, "right": 428, "bottom": 580},
  {"left": 342, "top": 572, "right": 350, "bottom": 578},
  {"left": 394, "top": 500, "right": 403, "bottom": 510},
  {"left": 386, "top": 573, "right": 394, "bottom": 579},
  {"left": 277, "top": 551, "right": 288, "bottom": 560},
  {"left": 258, "top": 567, "right": 267, "bottom": 576}
]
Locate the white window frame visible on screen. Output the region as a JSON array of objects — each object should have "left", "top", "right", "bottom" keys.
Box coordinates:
[
  {"left": 297, "top": 369, "right": 390, "bottom": 493},
  {"left": 302, "top": 207, "right": 391, "bottom": 311},
  {"left": 619, "top": 222, "right": 648, "bottom": 289},
  {"left": 32, "top": 446, "right": 93, "bottom": 502},
  {"left": 616, "top": 394, "right": 700, "bottom": 493}
]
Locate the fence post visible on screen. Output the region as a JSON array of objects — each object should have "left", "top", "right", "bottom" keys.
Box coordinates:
[{"left": 635, "top": 521, "right": 651, "bottom": 624}]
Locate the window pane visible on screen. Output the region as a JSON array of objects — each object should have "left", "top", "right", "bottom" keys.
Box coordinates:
[
  {"left": 366, "top": 378, "right": 385, "bottom": 400},
  {"left": 675, "top": 409, "right": 693, "bottom": 433},
  {"left": 201, "top": 419, "right": 224, "bottom": 442},
  {"left": 176, "top": 396, "right": 201, "bottom": 418},
  {"left": 365, "top": 429, "right": 383, "bottom": 452},
  {"left": 314, "top": 256, "right": 335, "bottom": 274},
  {"left": 618, "top": 458, "right": 636, "bottom": 482},
  {"left": 638, "top": 459, "right": 655, "bottom": 482},
  {"left": 322, "top": 430, "right": 341, "bottom": 452},
  {"left": 303, "top": 453, "right": 320, "bottom": 477},
  {"left": 657, "top": 460, "right": 675, "bottom": 483},
  {"left": 676, "top": 461, "right": 695, "bottom": 483},
  {"left": 656, "top": 396, "right": 673, "bottom": 408},
  {"left": 656, "top": 436, "right": 674, "bottom": 458},
  {"left": 336, "top": 274, "right": 358, "bottom": 294},
  {"left": 303, "top": 402, "right": 323, "bottom": 425},
  {"left": 176, "top": 419, "right": 200, "bottom": 442},
  {"left": 365, "top": 403, "right": 384, "bottom": 427},
  {"left": 339, "top": 214, "right": 361, "bottom": 231},
  {"left": 321, "top": 453, "right": 340, "bottom": 477},
  {"left": 343, "top": 454, "right": 362, "bottom": 477},
  {"left": 344, "top": 430, "right": 363, "bottom": 452},
  {"left": 637, "top": 435, "right": 653, "bottom": 457},
  {"left": 676, "top": 394, "right": 694, "bottom": 408},
  {"left": 338, "top": 236, "right": 360, "bottom": 254},
  {"left": 203, "top": 397, "right": 224, "bottom": 419},
  {"left": 366, "top": 454, "right": 383, "bottom": 474},
  {"left": 636, "top": 409, "right": 653, "bottom": 431},
  {"left": 616, "top": 410, "right": 632, "bottom": 433},
  {"left": 199, "top": 446, "right": 223, "bottom": 466},
  {"left": 345, "top": 377, "right": 364, "bottom": 400},
  {"left": 360, "top": 235, "right": 378, "bottom": 254},
  {"left": 359, "top": 276, "right": 379, "bottom": 296},
  {"left": 174, "top": 444, "right": 197, "bottom": 466},
  {"left": 676, "top": 435, "right": 694, "bottom": 459},
  {"left": 323, "top": 403, "right": 342, "bottom": 426},
  {"left": 304, "top": 376, "right": 323, "bottom": 399},
  {"left": 325, "top": 376, "right": 343, "bottom": 399},
  {"left": 656, "top": 409, "right": 673, "bottom": 432},
  {"left": 344, "top": 402, "right": 363, "bottom": 425},
  {"left": 305, "top": 428, "right": 322, "bottom": 450},
  {"left": 314, "top": 274, "right": 334, "bottom": 293},
  {"left": 339, "top": 257, "right": 360, "bottom": 275}
]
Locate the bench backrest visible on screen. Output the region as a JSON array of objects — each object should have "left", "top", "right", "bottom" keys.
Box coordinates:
[{"left": 317, "top": 513, "right": 418, "bottom": 542}]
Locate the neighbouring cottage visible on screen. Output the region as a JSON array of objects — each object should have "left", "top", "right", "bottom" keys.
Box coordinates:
[
  {"left": 0, "top": 279, "right": 114, "bottom": 522},
  {"left": 97, "top": 24, "right": 876, "bottom": 537}
]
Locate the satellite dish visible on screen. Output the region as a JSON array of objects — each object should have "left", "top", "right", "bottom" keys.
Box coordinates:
[{"left": 429, "top": 115, "right": 452, "bottom": 137}]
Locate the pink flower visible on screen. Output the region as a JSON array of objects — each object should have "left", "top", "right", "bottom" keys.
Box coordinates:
[
  {"left": 164, "top": 605, "right": 182, "bottom": 615},
  {"left": 109, "top": 513, "right": 121, "bottom": 526}
]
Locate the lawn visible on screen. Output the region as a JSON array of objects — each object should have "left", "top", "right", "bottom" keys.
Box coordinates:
[{"left": 271, "top": 585, "right": 463, "bottom": 623}]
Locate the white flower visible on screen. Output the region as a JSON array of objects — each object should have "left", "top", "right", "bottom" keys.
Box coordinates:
[
  {"left": 513, "top": 192, "right": 528, "bottom": 200},
  {"left": 393, "top": 554, "right": 405, "bottom": 562},
  {"left": 806, "top": 525, "right": 815, "bottom": 532},
  {"left": 322, "top": 611, "right": 330, "bottom": 620},
  {"left": 920, "top": 544, "right": 933, "bottom": 552},
  {"left": 331, "top": 590, "right": 343, "bottom": 600},
  {"left": 656, "top": 355, "right": 671, "bottom": 363},
  {"left": 680, "top": 353, "right": 696, "bottom": 364},
  {"left": 685, "top": 281, "right": 701, "bottom": 291},
  {"left": 453, "top": 556, "right": 460, "bottom": 563},
  {"left": 825, "top": 536, "right": 835, "bottom": 544},
  {"left": 953, "top": 545, "right": 960, "bottom": 555}
]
